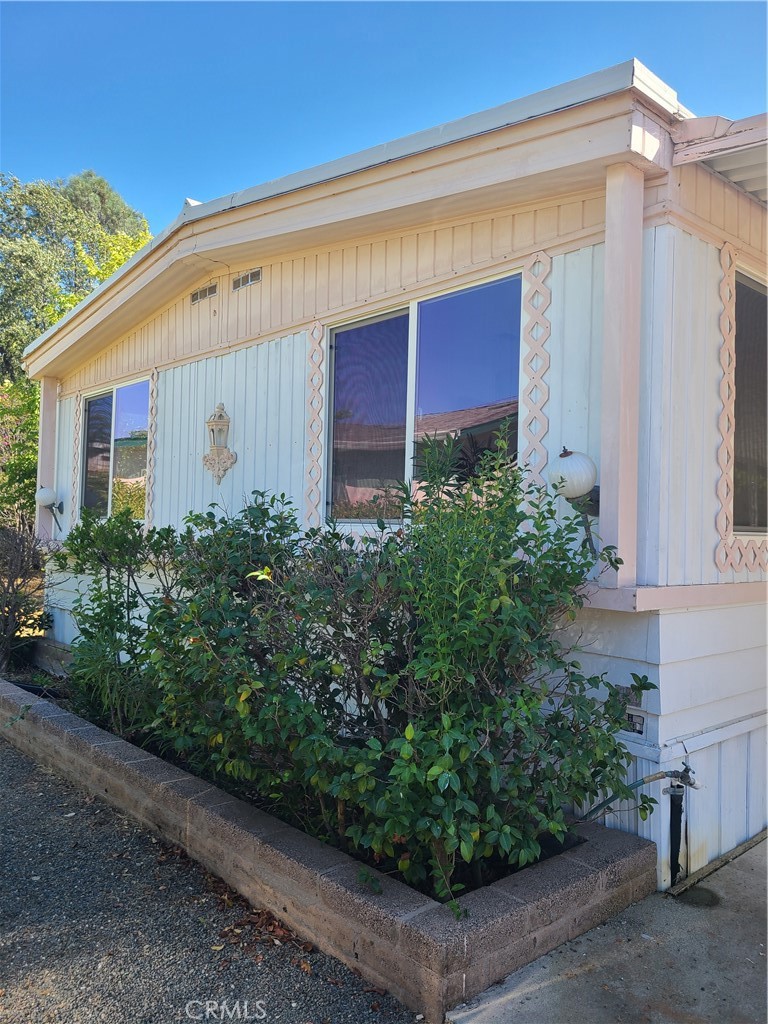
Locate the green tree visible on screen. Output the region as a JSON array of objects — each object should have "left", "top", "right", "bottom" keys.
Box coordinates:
[
  {"left": 0, "top": 376, "right": 39, "bottom": 520},
  {"left": 0, "top": 171, "right": 150, "bottom": 379}
]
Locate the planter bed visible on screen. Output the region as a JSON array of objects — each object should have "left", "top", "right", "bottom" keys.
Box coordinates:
[{"left": 0, "top": 677, "right": 657, "bottom": 1023}]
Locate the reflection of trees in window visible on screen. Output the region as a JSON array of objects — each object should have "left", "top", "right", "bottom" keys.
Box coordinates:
[
  {"left": 734, "top": 275, "right": 767, "bottom": 533},
  {"left": 329, "top": 277, "right": 521, "bottom": 520},
  {"left": 81, "top": 380, "right": 149, "bottom": 518},
  {"left": 82, "top": 393, "right": 112, "bottom": 515},
  {"left": 331, "top": 313, "right": 409, "bottom": 519}
]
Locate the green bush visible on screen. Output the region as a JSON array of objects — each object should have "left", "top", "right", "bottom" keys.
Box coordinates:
[
  {"left": 52, "top": 508, "right": 175, "bottom": 737},
  {"left": 0, "top": 509, "right": 48, "bottom": 672},
  {"left": 56, "top": 436, "right": 655, "bottom": 903}
]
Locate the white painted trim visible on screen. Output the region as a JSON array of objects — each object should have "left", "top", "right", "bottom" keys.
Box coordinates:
[
  {"left": 599, "top": 163, "right": 645, "bottom": 588},
  {"left": 586, "top": 581, "right": 767, "bottom": 612},
  {"left": 622, "top": 712, "right": 767, "bottom": 764}
]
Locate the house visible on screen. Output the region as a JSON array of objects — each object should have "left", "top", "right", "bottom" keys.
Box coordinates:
[{"left": 24, "top": 60, "right": 767, "bottom": 890}]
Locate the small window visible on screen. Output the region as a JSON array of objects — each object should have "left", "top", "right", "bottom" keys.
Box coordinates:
[
  {"left": 82, "top": 380, "right": 150, "bottom": 519},
  {"left": 191, "top": 283, "right": 217, "bottom": 304},
  {"left": 734, "top": 274, "right": 767, "bottom": 533},
  {"left": 233, "top": 268, "right": 262, "bottom": 291},
  {"left": 329, "top": 275, "right": 521, "bottom": 520}
]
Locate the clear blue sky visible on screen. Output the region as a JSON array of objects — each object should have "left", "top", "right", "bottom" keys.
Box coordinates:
[{"left": 1, "top": 1, "right": 766, "bottom": 234}]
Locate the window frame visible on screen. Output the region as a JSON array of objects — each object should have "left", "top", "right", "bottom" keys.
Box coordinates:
[
  {"left": 79, "top": 375, "right": 151, "bottom": 521},
  {"left": 325, "top": 270, "right": 524, "bottom": 524},
  {"left": 715, "top": 243, "right": 768, "bottom": 572}
]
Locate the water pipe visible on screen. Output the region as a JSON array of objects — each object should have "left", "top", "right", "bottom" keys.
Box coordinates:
[{"left": 578, "top": 761, "right": 701, "bottom": 824}]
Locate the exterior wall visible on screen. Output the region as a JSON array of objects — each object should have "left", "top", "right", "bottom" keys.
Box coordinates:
[
  {"left": 638, "top": 224, "right": 766, "bottom": 588},
  {"left": 152, "top": 331, "right": 309, "bottom": 530},
  {"left": 56, "top": 190, "right": 607, "bottom": 399},
  {"left": 567, "top": 601, "right": 767, "bottom": 887},
  {"left": 38, "top": 162, "right": 766, "bottom": 888},
  {"left": 545, "top": 244, "right": 604, "bottom": 466}
]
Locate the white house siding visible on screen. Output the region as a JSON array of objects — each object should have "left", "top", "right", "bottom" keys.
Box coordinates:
[
  {"left": 544, "top": 244, "right": 604, "bottom": 469},
  {"left": 56, "top": 191, "right": 607, "bottom": 399},
  {"left": 153, "top": 331, "right": 309, "bottom": 530},
  {"left": 570, "top": 600, "right": 767, "bottom": 887},
  {"left": 638, "top": 225, "right": 765, "bottom": 588},
  {"left": 53, "top": 395, "right": 74, "bottom": 537}
]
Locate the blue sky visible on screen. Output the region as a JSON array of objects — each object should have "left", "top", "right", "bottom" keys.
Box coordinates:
[{"left": 1, "top": 1, "right": 766, "bottom": 234}]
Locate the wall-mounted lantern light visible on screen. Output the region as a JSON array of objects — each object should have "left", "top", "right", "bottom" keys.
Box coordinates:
[
  {"left": 202, "top": 403, "right": 237, "bottom": 485},
  {"left": 35, "top": 486, "right": 64, "bottom": 530},
  {"left": 549, "top": 447, "right": 600, "bottom": 555}
]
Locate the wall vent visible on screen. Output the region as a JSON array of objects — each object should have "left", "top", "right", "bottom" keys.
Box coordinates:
[
  {"left": 232, "top": 268, "right": 262, "bottom": 291},
  {"left": 191, "top": 284, "right": 217, "bottom": 304}
]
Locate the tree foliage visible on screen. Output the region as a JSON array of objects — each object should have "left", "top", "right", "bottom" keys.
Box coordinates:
[
  {"left": 0, "top": 376, "right": 39, "bottom": 520},
  {"left": 0, "top": 171, "right": 150, "bottom": 379}
]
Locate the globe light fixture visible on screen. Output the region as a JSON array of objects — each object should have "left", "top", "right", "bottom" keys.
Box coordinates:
[
  {"left": 549, "top": 447, "right": 600, "bottom": 555},
  {"left": 35, "top": 486, "right": 64, "bottom": 529}
]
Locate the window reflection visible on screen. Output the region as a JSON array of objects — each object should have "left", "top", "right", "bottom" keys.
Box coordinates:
[
  {"left": 415, "top": 276, "right": 521, "bottom": 479},
  {"left": 331, "top": 314, "right": 409, "bottom": 519},
  {"left": 81, "top": 380, "right": 149, "bottom": 519},
  {"left": 111, "top": 380, "right": 150, "bottom": 519},
  {"left": 82, "top": 393, "right": 113, "bottom": 515},
  {"left": 734, "top": 276, "right": 767, "bottom": 533}
]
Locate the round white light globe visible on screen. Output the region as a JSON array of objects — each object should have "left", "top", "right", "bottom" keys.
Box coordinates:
[{"left": 549, "top": 448, "right": 597, "bottom": 499}]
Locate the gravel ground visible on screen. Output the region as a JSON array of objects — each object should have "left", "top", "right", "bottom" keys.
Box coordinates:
[{"left": 0, "top": 739, "right": 418, "bottom": 1024}]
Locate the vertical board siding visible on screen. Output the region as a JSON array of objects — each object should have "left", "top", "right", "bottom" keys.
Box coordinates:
[
  {"left": 54, "top": 395, "right": 74, "bottom": 537},
  {"left": 685, "top": 723, "right": 767, "bottom": 875},
  {"left": 544, "top": 244, "right": 604, "bottom": 467},
  {"left": 673, "top": 165, "right": 766, "bottom": 257},
  {"left": 640, "top": 226, "right": 765, "bottom": 587},
  {"left": 59, "top": 193, "right": 606, "bottom": 397},
  {"left": 747, "top": 727, "right": 768, "bottom": 838},
  {"left": 153, "top": 331, "right": 308, "bottom": 530},
  {"left": 602, "top": 755, "right": 668, "bottom": 889}
]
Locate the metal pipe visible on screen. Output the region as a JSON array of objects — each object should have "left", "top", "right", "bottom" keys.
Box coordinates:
[{"left": 578, "top": 761, "right": 700, "bottom": 823}]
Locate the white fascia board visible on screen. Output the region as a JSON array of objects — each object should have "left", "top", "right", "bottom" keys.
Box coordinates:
[{"left": 23, "top": 58, "right": 690, "bottom": 366}]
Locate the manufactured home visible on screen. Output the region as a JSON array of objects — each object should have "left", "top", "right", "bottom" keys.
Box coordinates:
[{"left": 25, "top": 60, "right": 767, "bottom": 889}]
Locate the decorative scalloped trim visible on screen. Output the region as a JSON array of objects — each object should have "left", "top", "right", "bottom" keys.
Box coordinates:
[
  {"left": 144, "top": 368, "right": 159, "bottom": 528},
  {"left": 304, "top": 321, "right": 325, "bottom": 528},
  {"left": 520, "top": 251, "right": 552, "bottom": 484},
  {"left": 715, "top": 243, "right": 767, "bottom": 573},
  {"left": 70, "top": 392, "right": 82, "bottom": 525}
]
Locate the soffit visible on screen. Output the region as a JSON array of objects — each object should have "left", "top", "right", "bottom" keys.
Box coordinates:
[{"left": 672, "top": 114, "right": 768, "bottom": 204}]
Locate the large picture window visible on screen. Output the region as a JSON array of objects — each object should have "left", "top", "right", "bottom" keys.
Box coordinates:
[
  {"left": 82, "top": 379, "right": 150, "bottom": 519},
  {"left": 329, "top": 275, "right": 521, "bottom": 519},
  {"left": 734, "top": 274, "right": 767, "bottom": 533}
]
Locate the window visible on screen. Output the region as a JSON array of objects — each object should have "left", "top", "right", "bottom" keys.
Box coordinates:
[
  {"left": 82, "top": 380, "right": 150, "bottom": 519},
  {"left": 191, "top": 283, "right": 217, "bottom": 304},
  {"left": 734, "top": 274, "right": 767, "bottom": 533},
  {"left": 232, "top": 268, "right": 262, "bottom": 291},
  {"left": 329, "top": 275, "right": 521, "bottom": 519}
]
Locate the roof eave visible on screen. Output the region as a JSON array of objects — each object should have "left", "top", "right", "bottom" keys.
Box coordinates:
[{"left": 23, "top": 58, "right": 692, "bottom": 375}]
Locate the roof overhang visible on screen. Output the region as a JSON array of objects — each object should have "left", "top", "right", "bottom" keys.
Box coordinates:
[
  {"left": 24, "top": 58, "right": 694, "bottom": 381},
  {"left": 672, "top": 114, "right": 768, "bottom": 204}
]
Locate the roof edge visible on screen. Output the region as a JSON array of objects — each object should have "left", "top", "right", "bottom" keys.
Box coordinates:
[{"left": 24, "top": 58, "right": 691, "bottom": 366}]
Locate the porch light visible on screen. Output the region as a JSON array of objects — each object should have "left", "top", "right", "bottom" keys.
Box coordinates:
[
  {"left": 549, "top": 447, "right": 600, "bottom": 555},
  {"left": 35, "top": 486, "right": 64, "bottom": 529},
  {"left": 202, "top": 403, "right": 237, "bottom": 485}
]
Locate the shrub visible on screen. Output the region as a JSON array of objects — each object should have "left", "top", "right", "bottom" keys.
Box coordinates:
[
  {"left": 0, "top": 509, "right": 48, "bottom": 672},
  {"left": 56, "top": 435, "right": 655, "bottom": 903},
  {"left": 52, "top": 508, "right": 176, "bottom": 737}
]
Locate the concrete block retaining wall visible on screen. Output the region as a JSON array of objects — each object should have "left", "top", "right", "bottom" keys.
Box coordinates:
[{"left": 0, "top": 678, "right": 657, "bottom": 1022}]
